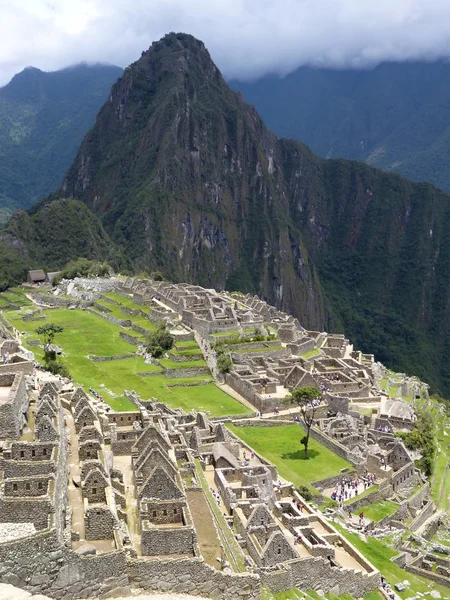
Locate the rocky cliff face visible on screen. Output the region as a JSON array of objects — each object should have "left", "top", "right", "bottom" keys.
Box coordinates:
[
  {"left": 60, "top": 33, "right": 450, "bottom": 394},
  {"left": 61, "top": 34, "right": 325, "bottom": 328}
]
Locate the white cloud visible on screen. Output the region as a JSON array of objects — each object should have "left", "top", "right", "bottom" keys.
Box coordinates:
[{"left": 2, "top": 0, "right": 450, "bottom": 86}]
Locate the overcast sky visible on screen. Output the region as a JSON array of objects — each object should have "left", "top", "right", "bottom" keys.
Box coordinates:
[{"left": 2, "top": 0, "right": 450, "bottom": 86}]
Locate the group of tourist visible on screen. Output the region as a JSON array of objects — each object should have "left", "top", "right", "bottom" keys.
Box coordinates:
[
  {"left": 241, "top": 450, "right": 255, "bottom": 467},
  {"left": 330, "top": 476, "right": 361, "bottom": 502},
  {"left": 381, "top": 576, "right": 398, "bottom": 599},
  {"left": 89, "top": 387, "right": 103, "bottom": 402},
  {"left": 376, "top": 425, "right": 393, "bottom": 433},
  {"left": 1, "top": 353, "right": 9, "bottom": 364},
  {"left": 209, "top": 487, "right": 222, "bottom": 508},
  {"left": 330, "top": 471, "right": 377, "bottom": 503}
]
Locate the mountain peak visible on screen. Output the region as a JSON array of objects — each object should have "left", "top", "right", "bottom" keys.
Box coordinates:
[{"left": 123, "top": 32, "right": 221, "bottom": 85}]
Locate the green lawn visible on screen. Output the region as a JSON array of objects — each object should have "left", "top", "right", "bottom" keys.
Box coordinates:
[
  {"left": 94, "top": 298, "right": 156, "bottom": 331},
  {"left": 227, "top": 424, "right": 352, "bottom": 489},
  {"left": 299, "top": 348, "right": 321, "bottom": 359},
  {"left": 360, "top": 500, "right": 399, "bottom": 522},
  {"left": 262, "top": 588, "right": 383, "bottom": 600},
  {"left": 4, "top": 306, "right": 249, "bottom": 416},
  {"left": 334, "top": 524, "right": 450, "bottom": 598},
  {"left": 1, "top": 287, "right": 32, "bottom": 307}
]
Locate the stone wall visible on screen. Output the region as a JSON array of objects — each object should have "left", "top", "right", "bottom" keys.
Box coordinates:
[
  {"left": 0, "top": 497, "right": 51, "bottom": 529},
  {"left": 0, "top": 373, "right": 28, "bottom": 440},
  {"left": 409, "top": 500, "right": 435, "bottom": 532},
  {"left": 31, "top": 293, "right": 92, "bottom": 309},
  {"left": 89, "top": 353, "right": 135, "bottom": 362},
  {"left": 86, "top": 308, "right": 131, "bottom": 328},
  {"left": 84, "top": 505, "right": 115, "bottom": 540},
  {"left": 407, "top": 482, "right": 429, "bottom": 511},
  {"left": 0, "top": 360, "right": 33, "bottom": 376},
  {"left": 119, "top": 331, "right": 142, "bottom": 346},
  {"left": 308, "top": 426, "right": 358, "bottom": 466},
  {"left": 128, "top": 556, "right": 260, "bottom": 600},
  {"left": 163, "top": 366, "right": 210, "bottom": 379},
  {"left": 230, "top": 349, "right": 291, "bottom": 362},
  {"left": 141, "top": 525, "right": 196, "bottom": 556},
  {"left": 260, "top": 554, "right": 379, "bottom": 596},
  {"left": 404, "top": 562, "right": 450, "bottom": 587}
]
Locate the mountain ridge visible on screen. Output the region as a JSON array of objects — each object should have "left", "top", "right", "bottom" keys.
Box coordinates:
[{"left": 231, "top": 60, "right": 450, "bottom": 192}]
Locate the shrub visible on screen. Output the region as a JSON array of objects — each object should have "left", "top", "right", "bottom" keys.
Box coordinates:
[
  {"left": 45, "top": 360, "right": 70, "bottom": 378},
  {"left": 297, "top": 485, "right": 313, "bottom": 501},
  {"left": 53, "top": 258, "right": 113, "bottom": 286},
  {"left": 144, "top": 324, "right": 174, "bottom": 358},
  {"left": 217, "top": 353, "right": 233, "bottom": 373}
]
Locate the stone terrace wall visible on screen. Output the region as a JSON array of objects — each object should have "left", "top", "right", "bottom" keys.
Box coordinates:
[
  {"left": 0, "top": 360, "right": 33, "bottom": 376},
  {"left": 128, "top": 556, "right": 260, "bottom": 600},
  {"left": 119, "top": 331, "right": 142, "bottom": 346},
  {"left": 31, "top": 293, "right": 92, "bottom": 309},
  {"left": 86, "top": 308, "right": 131, "bottom": 328},
  {"left": 410, "top": 500, "right": 435, "bottom": 532},
  {"left": 163, "top": 366, "right": 210, "bottom": 379},
  {"left": 308, "top": 426, "right": 360, "bottom": 466},
  {"left": 0, "top": 528, "right": 129, "bottom": 599},
  {"left": 408, "top": 482, "right": 429, "bottom": 511},
  {"left": 260, "top": 554, "right": 379, "bottom": 596}
]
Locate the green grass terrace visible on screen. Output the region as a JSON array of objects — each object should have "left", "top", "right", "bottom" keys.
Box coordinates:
[
  {"left": 3, "top": 305, "right": 250, "bottom": 417},
  {"left": 227, "top": 424, "right": 352, "bottom": 492}
]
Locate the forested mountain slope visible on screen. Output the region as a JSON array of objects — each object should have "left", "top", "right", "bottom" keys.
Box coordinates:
[
  {"left": 232, "top": 61, "right": 450, "bottom": 193},
  {"left": 0, "top": 63, "right": 122, "bottom": 222}
]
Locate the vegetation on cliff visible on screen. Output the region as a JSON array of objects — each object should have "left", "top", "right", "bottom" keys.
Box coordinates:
[
  {"left": 0, "top": 199, "right": 127, "bottom": 290},
  {"left": 0, "top": 63, "right": 122, "bottom": 222}
]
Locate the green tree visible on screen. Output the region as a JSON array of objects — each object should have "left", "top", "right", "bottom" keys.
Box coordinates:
[
  {"left": 217, "top": 353, "right": 233, "bottom": 374},
  {"left": 36, "top": 323, "right": 64, "bottom": 350},
  {"left": 36, "top": 323, "right": 69, "bottom": 377},
  {"left": 144, "top": 323, "right": 174, "bottom": 358},
  {"left": 288, "top": 386, "right": 321, "bottom": 459}
]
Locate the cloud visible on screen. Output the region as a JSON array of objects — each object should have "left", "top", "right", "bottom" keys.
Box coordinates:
[{"left": 2, "top": 0, "right": 450, "bottom": 86}]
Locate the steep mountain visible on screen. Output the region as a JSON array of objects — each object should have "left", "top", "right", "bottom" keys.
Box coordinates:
[
  {"left": 0, "top": 198, "right": 127, "bottom": 289},
  {"left": 0, "top": 63, "right": 123, "bottom": 222},
  {"left": 59, "top": 33, "right": 450, "bottom": 395},
  {"left": 232, "top": 61, "right": 450, "bottom": 193}
]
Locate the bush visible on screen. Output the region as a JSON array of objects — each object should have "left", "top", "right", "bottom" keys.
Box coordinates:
[
  {"left": 151, "top": 270, "right": 164, "bottom": 281},
  {"left": 144, "top": 324, "right": 174, "bottom": 358},
  {"left": 53, "top": 258, "right": 113, "bottom": 286},
  {"left": 297, "top": 485, "right": 313, "bottom": 501},
  {"left": 45, "top": 360, "right": 70, "bottom": 378},
  {"left": 217, "top": 353, "right": 233, "bottom": 373},
  {"left": 397, "top": 411, "right": 435, "bottom": 477}
]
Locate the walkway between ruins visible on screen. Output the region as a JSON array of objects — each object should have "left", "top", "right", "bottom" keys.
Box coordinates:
[
  {"left": 186, "top": 490, "right": 222, "bottom": 568},
  {"left": 114, "top": 454, "right": 142, "bottom": 555},
  {"left": 65, "top": 407, "right": 86, "bottom": 542}
]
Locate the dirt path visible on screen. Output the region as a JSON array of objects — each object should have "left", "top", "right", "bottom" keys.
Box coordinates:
[
  {"left": 65, "top": 408, "right": 86, "bottom": 541},
  {"left": 186, "top": 490, "right": 222, "bottom": 568}
]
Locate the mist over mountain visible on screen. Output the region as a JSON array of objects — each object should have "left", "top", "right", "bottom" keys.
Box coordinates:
[
  {"left": 232, "top": 61, "right": 450, "bottom": 192},
  {"left": 0, "top": 63, "right": 122, "bottom": 222}
]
